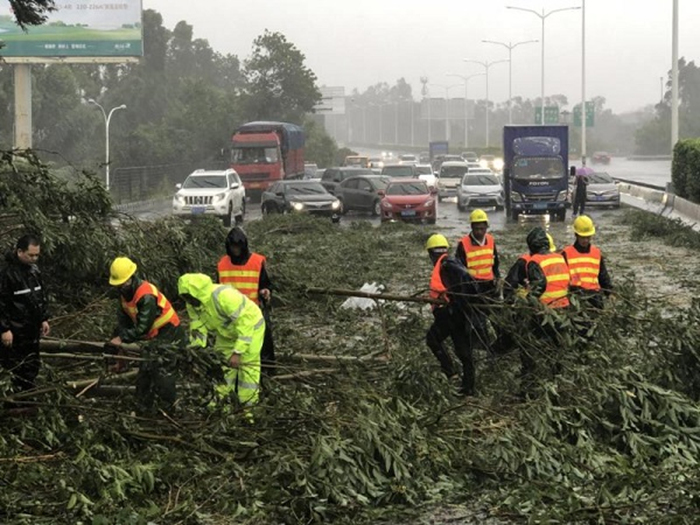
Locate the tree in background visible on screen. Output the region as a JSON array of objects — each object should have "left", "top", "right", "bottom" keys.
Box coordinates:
[{"left": 242, "top": 30, "right": 321, "bottom": 123}]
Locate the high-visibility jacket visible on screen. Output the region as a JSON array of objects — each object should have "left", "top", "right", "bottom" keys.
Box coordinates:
[
  {"left": 120, "top": 281, "right": 180, "bottom": 339},
  {"left": 562, "top": 245, "right": 601, "bottom": 291},
  {"left": 460, "top": 234, "right": 495, "bottom": 280},
  {"left": 217, "top": 253, "right": 266, "bottom": 305},
  {"left": 528, "top": 253, "right": 570, "bottom": 308},
  {"left": 429, "top": 253, "right": 449, "bottom": 310}
]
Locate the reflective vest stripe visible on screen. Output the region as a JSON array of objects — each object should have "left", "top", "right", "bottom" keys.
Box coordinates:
[
  {"left": 461, "top": 233, "right": 495, "bottom": 281},
  {"left": 429, "top": 253, "right": 448, "bottom": 311},
  {"left": 120, "top": 281, "right": 179, "bottom": 339},
  {"left": 563, "top": 245, "right": 601, "bottom": 291},
  {"left": 529, "top": 253, "right": 570, "bottom": 308},
  {"left": 218, "top": 253, "right": 266, "bottom": 305}
]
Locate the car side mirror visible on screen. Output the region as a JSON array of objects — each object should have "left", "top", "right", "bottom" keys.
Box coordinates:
[
  {"left": 276, "top": 191, "right": 285, "bottom": 197},
  {"left": 570, "top": 166, "right": 577, "bottom": 177},
  {"left": 230, "top": 182, "right": 240, "bottom": 190},
  {"left": 377, "top": 189, "right": 386, "bottom": 197},
  {"left": 175, "top": 183, "right": 182, "bottom": 189},
  {"left": 430, "top": 187, "right": 438, "bottom": 195}
]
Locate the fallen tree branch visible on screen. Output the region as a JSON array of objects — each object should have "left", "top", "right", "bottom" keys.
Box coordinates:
[{"left": 306, "top": 287, "right": 445, "bottom": 305}]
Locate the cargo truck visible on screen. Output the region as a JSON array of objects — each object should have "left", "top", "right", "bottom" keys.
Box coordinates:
[
  {"left": 231, "top": 121, "right": 305, "bottom": 200},
  {"left": 503, "top": 125, "right": 569, "bottom": 222}
]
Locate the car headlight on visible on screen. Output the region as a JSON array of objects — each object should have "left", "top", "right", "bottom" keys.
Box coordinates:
[
  {"left": 291, "top": 201, "right": 304, "bottom": 211},
  {"left": 479, "top": 160, "right": 488, "bottom": 168},
  {"left": 493, "top": 159, "right": 504, "bottom": 171},
  {"left": 331, "top": 200, "right": 340, "bottom": 210},
  {"left": 511, "top": 192, "right": 523, "bottom": 203}
]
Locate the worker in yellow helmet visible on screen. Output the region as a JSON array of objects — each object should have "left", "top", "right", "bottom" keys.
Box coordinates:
[
  {"left": 426, "top": 233, "right": 487, "bottom": 397},
  {"left": 455, "top": 209, "right": 500, "bottom": 296},
  {"left": 561, "top": 215, "right": 612, "bottom": 310},
  {"left": 178, "top": 273, "right": 264, "bottom": 414},
  {"left": 108, "top": 256, "right": 183, "bottom": 408}
]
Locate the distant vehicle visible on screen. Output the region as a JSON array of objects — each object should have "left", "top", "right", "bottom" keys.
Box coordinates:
[
  {"left": 399, "top": 154, "right": 418, "bottom": 164},
  {"left": 419, "top": 152, "right": 430, "bottom": 163},
  {"left": 172, "top": 169, "right": 246, "bottom": 227},
  {"left": 231, "top": 121, "right": 305, "bottom": 200},
  {"left": 380, "top": 179, "right": 437, "bottom": 224},
  {"left": 432, "top": 154, "right": 463, "bottom": 174},
  {"left": 261, "top": 180, "right": 341, "bottom": 222},
  {"left": 415, "top": 164, "right": 437, "bottom": 190},
  {"left": 368, "top": 156, "right": 385, "bottom": 171},
  {"left": 456, "top": 172, "right": 505, "bottom": 212},
  {"left": 437, "top": 161, "right": 470, "bottom": 202},
  {"left": 479, "top": 154, "right": 504, "bottom": 172},
  {"left": 467, "top": 161, "right": 482, "bottom": 170},
  {"left": 344, "top": 155, "right": 370, "bottom": 168},
  {"left": 585, "top": 171, "right": 620, "bottom": 208},
  {"left": 334, "top": 175, "right": 390, "bottom": 216},
  {"left": 461, "top": 151, "right": 479, "bottom": 162},
  {"left": 503, "top": 125, "right": 569, "bottom": 221},
  {"left": 304, "top": 162, "right": 318, "bottom": 179},
  {"left": 429, "top": 141, "right": 449, "bottom": 163},
  {"left": 591, "top": 151, "right": 612, "bottom": 165},
  {"left": 381, "top": 164, "right": 418, "bottom": 178},
  {"left": 320, "top": 167, "right": 374, "bottom": 194}
]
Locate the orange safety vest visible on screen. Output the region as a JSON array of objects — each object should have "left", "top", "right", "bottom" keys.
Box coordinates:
[
  {"left": 562, "top": 245, "right": 601, "bottom": 291},
  {"left": 528, "top": 253, "right": 570, "bottom": 308},
  {"left": 120, "top": 281, "right": 180, "bottom": 339},
  {"left": 429, "top": 253, "right": 449, "bottom": 310},
  {"left": 217, "top": 253, "right": 266, "bottom": 305},
  {"left": 461, "top": 233, "right": 495, "bottom": 281}
]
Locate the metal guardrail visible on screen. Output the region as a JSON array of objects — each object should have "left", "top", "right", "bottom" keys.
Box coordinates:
[{"left": 611, "top": 176, "right": 666, "bottom": 192}]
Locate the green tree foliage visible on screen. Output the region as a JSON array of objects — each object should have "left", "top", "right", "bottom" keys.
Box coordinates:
[
  {"left": 8, "top": 0, "right": 55, "bottom": 29},
  {"left": 672, "top": 138, "right": 700, "bottom": 202},
  {"left": 242, "top": 30, "right": 321, "bottom": 123},
  {"left": 636, "top": 58, "right": 700, "bottom": 154}
]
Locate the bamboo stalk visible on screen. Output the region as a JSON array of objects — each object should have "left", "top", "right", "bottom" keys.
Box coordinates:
[
  {"left": 40, "top": 352, "right": 145, "bottom": 362},
  {"left": 274, "top": 368, "right": 338, "bottom": 381},
  {"left": 306, "top": 287, "right": 445, "bottom": 305}
]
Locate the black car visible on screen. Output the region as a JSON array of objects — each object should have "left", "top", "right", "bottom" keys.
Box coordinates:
[
  {"left": 334, "top": 175, "right": 391, "bottom": 216},
  {"left": 320, "top": 167, "right": 374, "bottom": 194},
  {"left": 261, "top": 180, "right": 341, "bottom": 222},
  {"left": 380, "top": 164, "right": 418, "bottom": 178}
]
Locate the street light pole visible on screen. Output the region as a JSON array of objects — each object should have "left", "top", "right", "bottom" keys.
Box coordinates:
[
  {"left": 88, "top": 99, "right": 126, "bottom": 190},
  {"left": 482, "top": 39, "right": 538, "bottom": 124},
  {"left": 506, "top": 5, "right": 580, "bottom": 125},
  {"left": 671, "top": 0, "right": 679, "bottom": 151},
  {"left": 581, "top": 0, "right": 587, "bottom": 165},
  {"left": 463, "top": 60, "right": 508, "bottom": 148},
  {"left": 447, "top": 72, "right": 485, "bottom": 148}
]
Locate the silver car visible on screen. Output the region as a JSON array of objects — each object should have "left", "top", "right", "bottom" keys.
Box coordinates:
[
  {"left": 586, "top": 171, "right": 621, "bottom": 208},
  {"left": 437, "top": 161, "right": 469, "bottom": 201},
  {"left": 456, "top": 172, "right": 505, "bottom": 211}
]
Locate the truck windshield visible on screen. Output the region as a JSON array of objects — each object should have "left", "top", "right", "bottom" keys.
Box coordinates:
[
  {"left": 512, "top": 157, "right": 564, "bottom": 181},
  {"left": 232, "top": 147, "right": 279, "bottom": 165}
]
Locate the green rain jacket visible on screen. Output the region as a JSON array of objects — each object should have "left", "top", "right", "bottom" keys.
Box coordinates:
[{"left": 177, "top": 273, "right": 264, "bottom": 358}]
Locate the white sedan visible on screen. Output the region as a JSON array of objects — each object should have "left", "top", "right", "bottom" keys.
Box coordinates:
[{"left": 456, "top": 172, "right": 505, "bottom": 211}]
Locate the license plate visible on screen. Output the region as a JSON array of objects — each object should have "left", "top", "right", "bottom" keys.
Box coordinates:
[
  {"left": 533, "top": 203, "right": 548, "bottom": 209},
  {"left": 401, "top": 210, "right": 417, "bottom": 217},
  {"left": 594, "top": 195, "right": 604, "bottom": 201},
  {"left": 191, "top": 206, "right": 206, "bottom": 214}
]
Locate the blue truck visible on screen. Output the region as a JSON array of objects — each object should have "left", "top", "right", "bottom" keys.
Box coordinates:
[{"left": 503, "top": 125, "right": 570, "bottom": 221}]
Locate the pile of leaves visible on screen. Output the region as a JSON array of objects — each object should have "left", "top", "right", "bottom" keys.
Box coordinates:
[{"left": 2, "top": 160, "right": 700, "bottom": 524}]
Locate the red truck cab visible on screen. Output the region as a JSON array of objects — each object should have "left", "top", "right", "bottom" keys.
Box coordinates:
[{"left": 231, "top": 121, "right": 305, "bottom": 200}]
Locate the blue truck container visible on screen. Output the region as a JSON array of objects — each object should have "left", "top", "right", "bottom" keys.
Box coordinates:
[{"left": 503, "top": 125, "right": 569, "bottom": 221}]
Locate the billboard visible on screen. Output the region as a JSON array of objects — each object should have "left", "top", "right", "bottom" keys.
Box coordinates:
[{"left": 0, "top": 0, "right": 142, "bottom": 60}]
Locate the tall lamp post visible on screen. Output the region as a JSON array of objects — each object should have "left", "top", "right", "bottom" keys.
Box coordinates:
[
  {"left": 506, "top": 5, "right": 580, "bottom": 125},
  {"left": 462, "top": 60, "right": 509, "bottom": 148},
  {"left": 482, "top": 39, "right": 538, "bottom": 124},
  {"left": 88, "top": 99, "right": 126, "bottom": 190},
  {"left": 447, "top": 72, "right": 484, "bottom": 148}
]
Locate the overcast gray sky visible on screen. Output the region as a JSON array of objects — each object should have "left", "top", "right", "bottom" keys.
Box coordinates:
[{"left": 144, "top": 0, "right": 696, "bottom": 114}]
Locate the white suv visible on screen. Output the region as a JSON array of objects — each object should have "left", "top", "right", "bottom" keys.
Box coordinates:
[{"left": 172, "top": 169, "right": 246, "bottom": 226}]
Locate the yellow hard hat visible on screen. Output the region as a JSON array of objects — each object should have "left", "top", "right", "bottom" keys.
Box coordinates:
[
  {"left": 573, "top": 215, "right": 596, "bottom": 237},
  {"left": 546, "top": 233, "right": 556, "bottom": 252},
  {"left": 469, "top": 209, "right": 489, "bottom": 224},
  {"left": 109, "top": 256, "right": 137, "bottom": 286},
  {"left": 426, "top": 233, "right": 449, "bottom": 251}
]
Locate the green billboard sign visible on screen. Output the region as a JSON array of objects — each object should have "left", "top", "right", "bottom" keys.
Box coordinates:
[
  {"left": 573, "top": 102, "right": 595, "bottom": 127},
  {"left": 0, "top": 0, "right": 142, "bottom": 59},
  {"left": 534, "top": 106, "right": 560, "bottom": 124}
]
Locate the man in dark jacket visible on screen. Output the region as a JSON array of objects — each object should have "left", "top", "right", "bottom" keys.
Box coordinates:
[
  {"left": 218, "top": 227, "right": 275, "bottom": 375},
  {"left": 572, "top": 168, "right": 589, "bottom": 217},
  {"left": 0, "top": 235, "right": 50, "bottom": 392}
]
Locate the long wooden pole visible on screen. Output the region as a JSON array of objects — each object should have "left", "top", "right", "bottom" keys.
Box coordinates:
[{"left": 306, "top": 287, "right": 445, "bottom": 305}]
